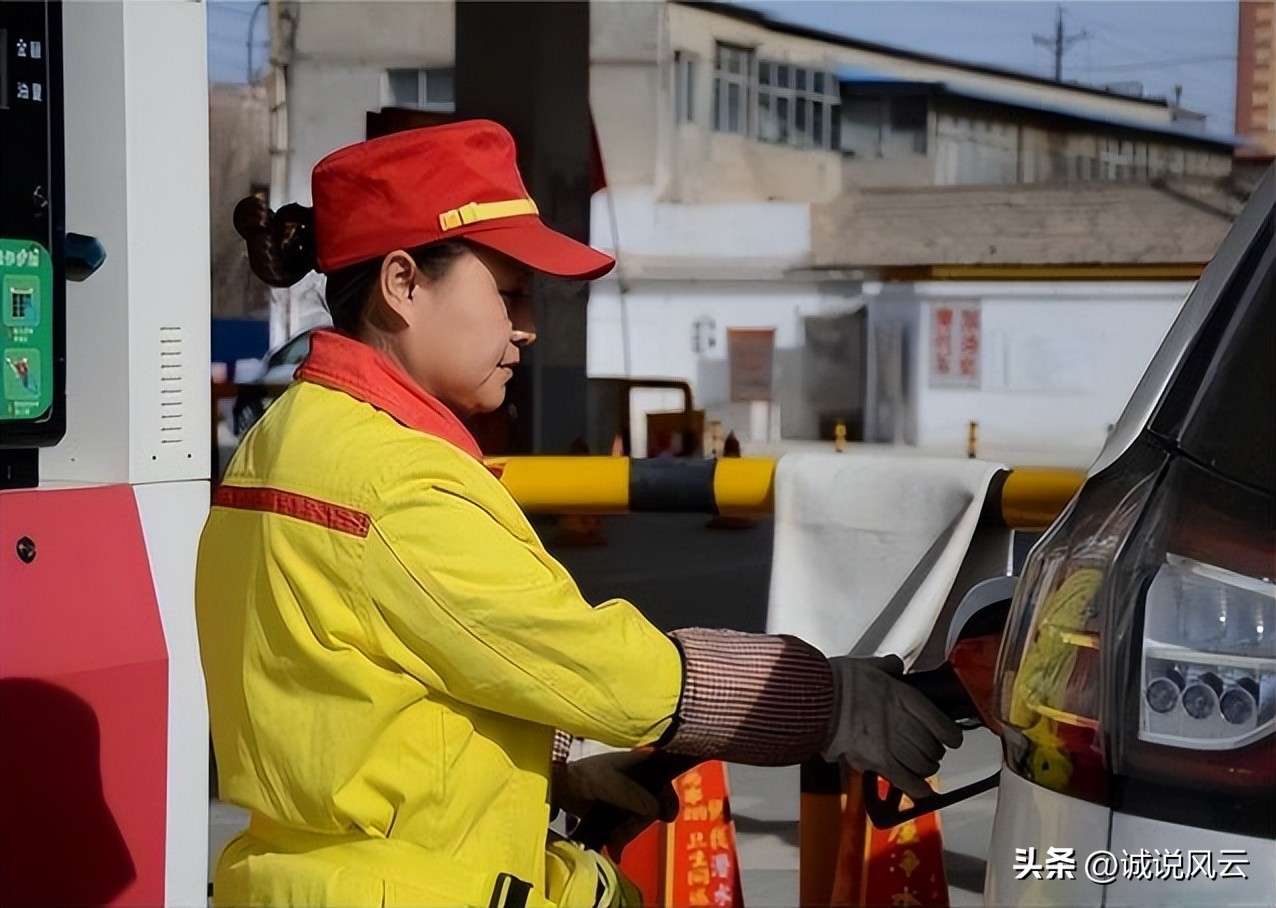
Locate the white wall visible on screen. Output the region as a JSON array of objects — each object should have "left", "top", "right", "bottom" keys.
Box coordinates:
[
  {"left": 869, "top": 281, "right": 1192, "bottom": 464},
  {"left": 588, "top": 280, "right": 863, "bottom": 449},
  {"left": 586, "top": 185, "right": 874, "bottom": 447},
  {"left": 588, "top": 282, "right": 858, "bottom": 386},
  {"left": 286, "top": 64, "right": 384, "bottom": 204},
  {"left": 587, "top": 185, "right": 840, "bottom": 394},
  {"left": 591, "top": 186, "right": 811, "bottom": 267}
]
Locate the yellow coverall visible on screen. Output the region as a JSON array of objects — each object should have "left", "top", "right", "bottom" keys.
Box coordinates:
[{"left": 197, "top": 334, "right": 684, "bottom": 905}]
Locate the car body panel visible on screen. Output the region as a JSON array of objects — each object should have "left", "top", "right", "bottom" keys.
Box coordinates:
[
  {"left": 985, "top": 772, "right": 1108, "bottom": 907},
  {"left": 1102, "top": 809, "right": 1276, "bottom": 906}
]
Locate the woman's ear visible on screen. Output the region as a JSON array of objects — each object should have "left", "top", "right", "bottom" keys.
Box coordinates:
[{"left": 368, "top": 250, "right": 418, "bottom": 330}]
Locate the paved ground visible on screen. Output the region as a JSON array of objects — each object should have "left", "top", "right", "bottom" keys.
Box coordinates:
[{"left": 207, "top": 509, "right": 1003, "bottom": 903}]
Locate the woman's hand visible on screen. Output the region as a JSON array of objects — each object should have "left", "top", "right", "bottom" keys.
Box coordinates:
[{"left": 552, "top": 749, "right": 680, "bottom": 854}]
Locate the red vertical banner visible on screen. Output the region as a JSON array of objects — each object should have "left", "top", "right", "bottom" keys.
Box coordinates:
[
  {"left": 958, "top": 307, "right": 981, "bottom": 381},
  {"left": 615, "top": 762, "right": 747, "bottom": 908},
  {"left": 930, "top": 303, "right": 980, "bottom": 389},
  {"left": 931, "top": 307, "right": 954, "bottom": 379},
  {"left": 831, "top": 775, "right": 949, "bottom": 908},
  {"left": 666, "top": 763, "right": 743, "bottom": 907}
]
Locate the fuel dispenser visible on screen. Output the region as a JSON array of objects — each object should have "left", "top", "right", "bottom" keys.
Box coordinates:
[
  {"left": 1, "top": 0, "right": 64, "bottom": 480},
  {"left": 0, "top": 2, "right": 209, "bottom": 904}
]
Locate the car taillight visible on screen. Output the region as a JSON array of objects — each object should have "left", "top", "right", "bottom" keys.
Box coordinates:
[
  {"left": 995, "top": 437, "right": 1167, "bottom": 804},
  {"left": 1105, "top": 453, "right": 1275, "bottom": 836},
  {"left": 998, "top": 430, "right": 1275, "bottom": 835},
  {"left": 1138, "top": 555, "right": 1274, "bottom": 747}
]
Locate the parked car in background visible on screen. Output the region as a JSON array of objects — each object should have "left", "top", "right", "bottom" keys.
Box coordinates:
[{"left": 232, "top": 329, "right": 315, "bottom": 435}]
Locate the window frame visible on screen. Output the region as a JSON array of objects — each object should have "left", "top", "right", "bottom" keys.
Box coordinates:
[
  {"left": 756, "top": 59, "right": 839, "bottom": 149},
  {"left": 712, "top": 42, "right": 755, "bottom": 136},
  {"left": 383, "top": 67, "right": 455, "bottom": 112},
  {"left": 674, "top": 50, "right": 699, "bottom": 125}
]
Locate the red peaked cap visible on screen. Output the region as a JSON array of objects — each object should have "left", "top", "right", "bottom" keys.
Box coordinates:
[{"left": 311, "top": 119, "right": 615, "bottom": 279}]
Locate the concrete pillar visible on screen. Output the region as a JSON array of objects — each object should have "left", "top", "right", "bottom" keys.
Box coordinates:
[{"left": 455, "top": 1, "right": 593, "bottom": 454}]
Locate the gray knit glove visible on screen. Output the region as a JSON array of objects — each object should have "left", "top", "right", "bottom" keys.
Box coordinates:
[{"left": 820, "top": 654, "right": 963, "bottom": 802}]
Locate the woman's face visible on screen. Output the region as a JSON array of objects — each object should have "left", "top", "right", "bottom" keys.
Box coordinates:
[{"left": 390, "top": 245, "right": 534, "bottom": 418}]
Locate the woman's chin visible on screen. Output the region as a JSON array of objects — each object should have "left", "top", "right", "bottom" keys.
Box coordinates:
[{"left": 472, "top": 393, "right": 507, "bottom": 416}]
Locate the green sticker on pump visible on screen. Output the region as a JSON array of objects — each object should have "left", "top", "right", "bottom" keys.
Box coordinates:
[{"left": 1, "top": 239, "right": 54, "bottom": 422}]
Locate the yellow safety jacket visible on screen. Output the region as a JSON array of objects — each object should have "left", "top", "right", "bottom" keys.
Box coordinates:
[{"left": 197, "top": 331, "right": 683, "bottom": 906}]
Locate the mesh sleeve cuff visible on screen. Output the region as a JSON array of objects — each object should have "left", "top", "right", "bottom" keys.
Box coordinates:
[
  {"left": 663, "top": 627, "right": 834, "bottom": 766},
  {"left": 552, "top": 729, "right": 573, "bottom": 764}
]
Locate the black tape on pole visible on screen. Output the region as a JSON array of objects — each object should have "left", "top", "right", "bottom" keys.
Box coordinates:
[{"left": 628, "top": 459, "right": 718, "bottom": 514}]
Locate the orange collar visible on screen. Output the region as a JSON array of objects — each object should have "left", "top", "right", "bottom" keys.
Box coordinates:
[{"left": 295, "top": 330, "right": 485, "bottom": 462}]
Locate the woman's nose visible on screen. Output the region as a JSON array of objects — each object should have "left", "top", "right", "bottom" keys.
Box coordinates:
[{"left": 510, "top": 329, "right": 537, "bottom": 348}]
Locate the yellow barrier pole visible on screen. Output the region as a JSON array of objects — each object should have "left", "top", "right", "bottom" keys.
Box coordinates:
[
  {"left": 999, "top": 467, "right": 1085, "bottom": 530},
  {"left": 712, "top": 457, "right": 776, "bottom": 517},
  {"left": 491, "top": 456, "right": 632, "bottom": 514},
  {"left": 490, "top": 456, "right": 778, "bottom": 516},
  {"left": 492, "top": 456, "right": 1083, "bottom": 529}
]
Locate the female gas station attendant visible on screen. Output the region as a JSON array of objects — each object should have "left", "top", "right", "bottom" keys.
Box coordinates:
[{"left": 196, "top": 120, "right": 961, "bottom": 907}]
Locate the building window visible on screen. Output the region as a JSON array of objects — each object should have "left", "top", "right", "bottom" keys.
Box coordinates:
[
  {"left": 757, "top": 61, "right": 839, "bottom": 149},
  {"left": 840, "top": 96, "right": 884, "bottom": 157},
  {"left": 385, "top": 67, "right": 454, "bottom": 111},
  {"left": 674, "top": 50, "right": 698, "bottom": 124},
  {"left": 712, "top": 43, "right": 753, "bottom": 135},
  {"left": 887, "top": 95, "right": 928, "bottom": 154},
  {"left": 838, "top": 94, "right": 927, "bottom": 157}
]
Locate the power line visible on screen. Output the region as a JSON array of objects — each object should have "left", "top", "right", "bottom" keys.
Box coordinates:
[{"left": 1086, "top": 54, "right": 1238, "bottom": 72}]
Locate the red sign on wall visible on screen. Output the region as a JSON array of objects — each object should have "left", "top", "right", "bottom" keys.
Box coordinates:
[{"left": 930, "top": 303, "right": 981, "bottom": 388}]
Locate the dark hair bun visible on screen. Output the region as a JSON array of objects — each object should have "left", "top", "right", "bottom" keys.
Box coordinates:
[{"left": 233, "top": 197, "right": 318, "bottom": 287}]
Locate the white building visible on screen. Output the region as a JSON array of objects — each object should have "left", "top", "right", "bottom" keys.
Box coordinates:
[{"left": 267, "top": 0, "right": 1239, "bottom": 464}]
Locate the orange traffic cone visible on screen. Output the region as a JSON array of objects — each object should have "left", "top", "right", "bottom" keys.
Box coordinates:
[
  {"left": 616, "top": 761, "right": 745, "bottom": 907},
  {"left": 553, "top": 513, "right": 607, "bottom": 546}
]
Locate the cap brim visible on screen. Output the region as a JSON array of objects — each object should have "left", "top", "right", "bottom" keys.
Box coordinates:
[{"left": 464, "top": 219, "right": 615, "bottom": 281}]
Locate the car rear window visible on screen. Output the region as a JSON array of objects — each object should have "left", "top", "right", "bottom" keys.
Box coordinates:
[{"left": 1157, "top": 215, "right": 1274, "bottom": 493}]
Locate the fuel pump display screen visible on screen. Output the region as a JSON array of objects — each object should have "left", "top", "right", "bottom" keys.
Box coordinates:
[
  {"left": 2, "top": 239, "right": 53, "bottom": 419},
  {"left": 0, "top": 1, "right": 63, "bottom": 440}
]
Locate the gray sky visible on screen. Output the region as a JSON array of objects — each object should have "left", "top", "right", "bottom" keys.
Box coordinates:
[{"left": 207, "top": 0, "right": 1240, "bottom": 136}]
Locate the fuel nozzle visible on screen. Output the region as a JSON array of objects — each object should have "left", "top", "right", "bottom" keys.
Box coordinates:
[
  {"left": 900, "top": 663, "right": 984, "bottom": 728},
  {"left": 861, "top": 663, "right": 999, "bottom": 829}
]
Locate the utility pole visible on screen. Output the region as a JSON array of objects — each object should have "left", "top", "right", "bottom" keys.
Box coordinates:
[
  {"left": 1033, "top": 5, "right": 1088, "bottom": 82},
  {"left": 267, "top": 0, "right": 296, "bottom": 345}
]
